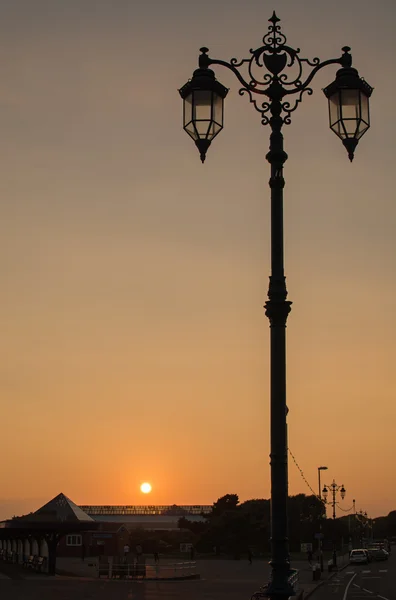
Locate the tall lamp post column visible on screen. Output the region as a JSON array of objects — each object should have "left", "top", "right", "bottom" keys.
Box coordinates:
[
  {"left": 322, "top": 480, "right": 346, "bottom": 567},
  {"left": 318, "top": 467, "right": 328, "bottom": 500},
  {"left": 317, "top": 466, "right": 328, "bottom": 571},
  {"left": 179, "top": 13, "right": 372, "bottom": 600}
]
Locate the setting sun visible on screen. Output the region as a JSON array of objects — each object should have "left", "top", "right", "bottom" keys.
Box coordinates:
[{"left": 140, "top": 482, "right": 152, "bottom": 494}]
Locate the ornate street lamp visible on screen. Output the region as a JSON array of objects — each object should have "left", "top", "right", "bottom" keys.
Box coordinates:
[
  {"left": 178, "top": 12, "right": 372, "bottom": 600},
  {"left": 317, "top": 466, "right": 328, "bottom": 572},
  {"left": 322, "top": 480, "right": 347, "bottom": 567},
  {"left": 179, "top": 60, "right": 229, "bottom": 162},
  {"left": 318, "top": 466, "right": 328, "bottom": 500},
  {"left": 324, "top": 61, "right": 373, "bottom": 161}
]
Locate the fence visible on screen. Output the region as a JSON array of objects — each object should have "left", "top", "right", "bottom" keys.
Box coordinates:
[{"left": 98, "top": 559, "right": 197, "bottom": 580}]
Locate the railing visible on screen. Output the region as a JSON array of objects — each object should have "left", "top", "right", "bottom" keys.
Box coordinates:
[
  {"left": 98, "top": 559, "right": 198, "bottom": 580},
  {"left": 250, "top": 568, "right": 299, "bottom": 600}
]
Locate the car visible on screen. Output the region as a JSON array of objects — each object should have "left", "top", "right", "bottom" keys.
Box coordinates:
[
  {"left": 370, "top": 548, "right": 389, "bottom": 561},
  {"left": 350, "top": 549, "right": 369, "bottom": 564},
  {"left": 367, "top": 545, "right": 379, "bottom": 559}
]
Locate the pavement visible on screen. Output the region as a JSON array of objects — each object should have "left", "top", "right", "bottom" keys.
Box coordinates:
[{"left": 0, "top": 552, "right": 393, "bottom": 600}]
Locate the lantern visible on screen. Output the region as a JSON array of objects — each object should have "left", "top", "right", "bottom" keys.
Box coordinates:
[
  {"left": 324, "top": 65, "right": 373, "bottom": 161},
  {"left": 179, "top": 60, "right": 228, "bottom": 163}
]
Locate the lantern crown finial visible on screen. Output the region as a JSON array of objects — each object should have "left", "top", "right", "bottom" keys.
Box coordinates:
[{"left": 269, "top": 11, "right": 280, "bottom": 25}]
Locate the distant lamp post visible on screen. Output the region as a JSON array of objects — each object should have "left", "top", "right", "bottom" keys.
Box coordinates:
[
  {"left": 322, "top": 480, "right": 346, "bottom": 567},
  {"left": 324, "top": 63, "right": 373, "bottom": 161},
  {"left": 356, "top": 509, "right": 370, "bottom": 544},
  {"left": 318, "top": 466, "right": 328, "bottom": 499},
  {"left": 317, "top": 466, "right": 328, "bottom": 571},
  {"left": 179, "top": 12, "right": 372, "bottom": 599}
]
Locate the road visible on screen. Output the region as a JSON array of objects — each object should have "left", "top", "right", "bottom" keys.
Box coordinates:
[
  {"left": 312, "top": 551, "right": 395, "bottom": 600},
  {"left": 0, "top": 553, "right": 376, "bottom": 600}
]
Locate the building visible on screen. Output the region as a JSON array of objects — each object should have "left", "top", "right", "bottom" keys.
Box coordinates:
[
  {"left": 57, "top": 521, "right": 131, "bottom": 558},
  {"left": 0, "top": 493, "right": 98, "bottom": 574},
  {"left": 79, "top": 505, "right": 211, "bottom": 532}
]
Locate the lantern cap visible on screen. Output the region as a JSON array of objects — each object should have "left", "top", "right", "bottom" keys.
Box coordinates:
[
  {"left": 323, "top": 67, "right": 373, "bottom": 99},
  {"left": 343, "top": 138, "right": 358, "bottom": 162},
  {"left": 179, "top": 68, "right": 229, "bottom": 100},
  {"left": 194, "top": 139, "right": 211, "bottom": 163}
]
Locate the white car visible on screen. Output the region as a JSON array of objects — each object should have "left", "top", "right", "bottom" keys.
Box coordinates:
[{"left": 350, "top": 549, "right": 369, "bottom": 564}]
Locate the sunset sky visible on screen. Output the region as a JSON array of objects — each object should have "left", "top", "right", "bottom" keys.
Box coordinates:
[{"left": 0, "top": 0, "right": 395, "bottom": 522}]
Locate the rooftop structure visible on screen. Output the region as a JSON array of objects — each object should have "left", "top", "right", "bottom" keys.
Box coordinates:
[{"left": 79, "top": 505, "right": 212, "bottom": 516}]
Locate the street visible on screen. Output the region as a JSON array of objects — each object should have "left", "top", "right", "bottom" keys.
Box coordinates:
[
  {"left": 0, "top": 555, "right": 336, "bottom": 599},
  {"left": 0, "top": 553, "right": 394, "bottom": 600},
  {"left": 312, "top": 551, "right": 395, "bottom": 600}
]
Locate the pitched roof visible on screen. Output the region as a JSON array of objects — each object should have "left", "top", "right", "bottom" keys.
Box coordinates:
[
  {"left": 97, "top": 522, "right": 128, "bottom": 533},
  {"left": 33, "top": 493, "right": 94, "bottom": 523}
]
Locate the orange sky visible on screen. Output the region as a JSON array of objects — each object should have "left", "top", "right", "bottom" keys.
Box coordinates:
[{"left": 0, "top": 0, "right": 395, "bottom": 522}]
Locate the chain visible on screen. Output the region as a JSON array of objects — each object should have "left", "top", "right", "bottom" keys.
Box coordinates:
[
  {"left": 288, "top": 447, "right": 321, "bottom": 500},
  {"left": 288, "top": 448, "right": 356, "bottom": 515},
  {"left": 337, "top": 503, "right": 355, "bottom": 513}
]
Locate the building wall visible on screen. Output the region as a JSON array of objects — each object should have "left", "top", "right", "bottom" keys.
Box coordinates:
[{"left": 57, "top": 526, "right": 130, "bottom": 558}]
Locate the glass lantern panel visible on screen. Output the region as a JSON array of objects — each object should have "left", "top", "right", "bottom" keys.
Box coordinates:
[
  {"left": 205, "top": 121, "right": 222, "bottom": 140},
  {"left": 329, "top": 93, "right": 341, "bottom": 128},
  {"left": 193, "top": 90, "right": 213, "bottom": 121},
  {"left": 360, "top": 93, "right": 369, "bottom": 125},
  {"left": 185, "top": 120, "right": 198, "bottom": 141},
  {"left": 342, "top": 118, "right": 358, "bottom": 138},
  {"left": 195, "top": 119, "right": 211, "bottom": 139},
  {"left": 330, "top": 119, "right": 345, "bottom": 139},
  {"left": 213, "top": 93, "right": 224, "bottom": 127},
  {"left": 184, "top": 94, "right": 193, "bottom": 128},
  {"left": 340, "top": 89, "right": 360, "bottom": 121},
  {"left": 212, "top": 121, "right": 222, "bottom": 137},
  {"left": 356, "top": 119, "right": 369, "bottom": 140}
]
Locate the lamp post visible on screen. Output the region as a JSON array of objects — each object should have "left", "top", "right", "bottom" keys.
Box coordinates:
[
  {"left": 317, "top": 466, "right": 327, "bottom": 571},
  {"left": 356, "top": 509, "right": 369, "bottom": 545},
  {"left": 322, "top": 480, "right": 346, "bottom": 567},
  {"left": 179, "top": 13, "right": 372, "bottom": 600},
  {"left": 348, "top": 499, "right": 356, "bottom": 551},
  {"left": 318, "top": 467, "right": 328, "bottom": 500}
]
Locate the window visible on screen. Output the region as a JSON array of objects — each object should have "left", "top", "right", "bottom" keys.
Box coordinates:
[{"left": 66, "top": 535, "right": 82, "bottom": 546}]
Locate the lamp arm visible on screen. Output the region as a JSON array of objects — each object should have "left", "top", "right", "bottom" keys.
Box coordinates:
[
  {"left": 202, "top": 55, "right": 348, "bottom": 99},
  {"left": 200, "top": 55, "right": 269, "bottom": 96},
  {"left": 199, "top": 47, "right": 353, "bottom": 126},
  {"left": 283, "top": 54, "right": 349, "bottom": 97}
]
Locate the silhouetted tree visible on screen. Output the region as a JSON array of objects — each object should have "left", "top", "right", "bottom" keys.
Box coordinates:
[{"left": 211, "top": 494, "right": 239, "bottom": 517}]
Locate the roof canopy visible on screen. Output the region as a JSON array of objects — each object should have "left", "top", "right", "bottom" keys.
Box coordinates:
[{"left": 0, "top": 493, "right": 97, "bottom": 534}]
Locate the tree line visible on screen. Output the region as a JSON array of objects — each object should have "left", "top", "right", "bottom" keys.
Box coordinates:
[{"left": 175, "top": 493, "right": 395, "bottom": 556}]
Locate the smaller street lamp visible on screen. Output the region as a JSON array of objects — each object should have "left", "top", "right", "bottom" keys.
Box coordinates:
[
  {"left": 323, "top": 57, "right": 373, "bottom": 161},
  {"left": 318, "top": 466, "right": 328, "bottom": 500},
  {"left": 322, "top": 479, "right": 346, "bottom": 567},
  {"left": 179, "top": 51, "right": 229, "bottom": 163},
  {"left": 317, "top": 466, "right": 328, "bottom": 572}
]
